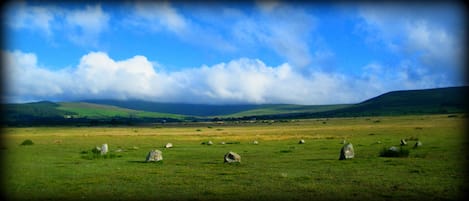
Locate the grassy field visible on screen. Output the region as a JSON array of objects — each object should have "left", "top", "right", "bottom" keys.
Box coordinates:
[{"left": 1, "top": 114, "right": 467, "bottom": 201}]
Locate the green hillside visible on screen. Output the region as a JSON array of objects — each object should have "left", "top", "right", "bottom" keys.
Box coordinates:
[
  {"left": 223, "top": 104, "right": 351, "bottom": 118},
  {"left": 4, "top": 101, "right": 76, "bottom": 119},
  {"left": 4, "top": 101, "right": 187, "bottom": 126},
  {"left": 57, "top": 102, "right": 185, "bottom": 119},
  {"left": 325, "top": 86, "right": 468, "bottom": 116},
  {"left": 3, "top": 86, "right": 467, "bottom": 125},
  {"left": 83, "top": 100, "right": 263, "bottom": 116}
]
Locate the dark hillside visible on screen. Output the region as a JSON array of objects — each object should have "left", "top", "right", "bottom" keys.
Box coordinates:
[
  {"left": 277, "top": 86, "right": 468, "bottom": 118},
  {"left": 4, "top": 101, "right": 78, "bottom": 125},
  {"left": 338, "top": 86, "right": 468, "bottom": 116}
]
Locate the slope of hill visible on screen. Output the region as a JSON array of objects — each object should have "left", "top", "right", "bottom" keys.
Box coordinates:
[
  {"left": 242, "top": 86, "right": 468, "bottom": 119},
  {"left": 3, "top": 102, "right": 187, "bottom": 126},
  {"left": 323, "top": 86, "right": 468, "bottom": 117},
  {"left": 224, "top": 104, "right": 351, "bottom": 118},
  {"left": 3, "top": 86, "right": 467, "bottom": 125},
  {"left": 82, "top": 100, "right": 264, "bottom": 116},
  {"left": 57, "top": 102, "right": 186, "bottom": 119}
]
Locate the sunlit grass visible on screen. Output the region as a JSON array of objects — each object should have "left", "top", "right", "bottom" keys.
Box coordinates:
[{"left": 1, "top": 114, "right": 466, "bottom": 201}]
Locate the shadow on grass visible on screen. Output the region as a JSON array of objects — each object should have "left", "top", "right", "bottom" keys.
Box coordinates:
[
  {"left": 128, "top": 160, "right": 147, "bottom": 163},
  {"left": 304, "top": 158, "right": 336, "bottom": 161},
  {"left": 128, "top": 160, "right": 163, "bottom": 164}
]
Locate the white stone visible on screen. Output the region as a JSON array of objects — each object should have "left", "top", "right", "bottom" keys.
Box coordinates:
[
  {"left": 224, "top": 152, "right": 241, "bottom": 163},
  {"left": 146, "top": 150, "right": 163, "bottom": 162},
  {"left": 165, "top": 143, "right": 173, "bottom": 148},
  {"left": 389, "top": 146, "right": 399, "bottom": 152},
  {"left": 101, "top": 144, "right": 108, "bottom": 155},
  {"left": 400, "top": 139, "right": 407, "bottom": 146},
  {"left": 339, "top": 143, "right": 354, "bottom": 160}
]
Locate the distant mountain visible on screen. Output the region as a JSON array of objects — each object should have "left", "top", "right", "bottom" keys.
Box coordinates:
[
  {"left": 3, "top": 86, "right": 467, "bottom": 125},
  {"left": 84, "top": 86, "right": 468, "bottom": 118}
]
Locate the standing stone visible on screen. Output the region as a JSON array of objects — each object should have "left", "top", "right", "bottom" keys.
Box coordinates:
[
  {"left": 298, "top": 139, "right": 305, "bottom": 144},
  {"left": 207, "top": 141, "right": 213, "bottom": 145},
  {"left": 165, "top": 143, "right": 173, "bottom": 148},
  {"left": 101, "top": 144, "right": 108, "bottom": 155},
  {"left": 389, "top": 146, "right": 399, "bottom": 152},
  {"left": 224, "top": 151, "right": 241, "bottom": 163},
  {"left": 400, "top": 139, "right": 407, "bottom": 146},
  {"left": 146, "top": 150, "right": 163, "bottom": 162},
  {"left": 253, "top": 140, "right": 259, "bottom": 145},
  {"left": 339, "top": 143, "right": 354, "bottom": 160}
]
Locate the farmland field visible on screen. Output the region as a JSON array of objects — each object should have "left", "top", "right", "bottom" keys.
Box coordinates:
[{"left": 1, "top": 114, "right": 467, "bottom": 201}]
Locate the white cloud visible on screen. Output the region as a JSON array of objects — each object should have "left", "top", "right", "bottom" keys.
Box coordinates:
[
  {"left": 1, "top": 50, "right": 364, "bottom": 104},
  {"left": 232, "top": 3, "right": 316, "bottom": 68},
  {"left": 5, "top": 50, "right": 457, "bottom": 104},
  {"left": 357, "top": 3, "right": 465, "bottom": 83},
  {"left": 128, "top": 1, "right": 188, "bottom": 35},
  {"left": 3, "top": 50, "right": 72, "bottom": 102},
  {"left": 5, "top": 2, "right": 56, "bottom": 37},
  {"left": 64, "top": 4, "right": 110, "bottom": 47},
  {"left": 4, "top": 2, "right": 110, "bottom": 47}
]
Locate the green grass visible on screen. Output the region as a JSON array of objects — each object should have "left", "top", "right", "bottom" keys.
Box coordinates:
[{"left": 1, "top": 114, "right": 467, "bottom": 201}]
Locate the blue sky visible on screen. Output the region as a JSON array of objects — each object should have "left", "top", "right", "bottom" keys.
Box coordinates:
[{"left": 2, "top": 1, "right": 466, "bottom": 104}]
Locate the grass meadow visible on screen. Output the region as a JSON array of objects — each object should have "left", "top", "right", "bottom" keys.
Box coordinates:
[{"left": 1, "top": 114, "right": 467, "bottom": 201}]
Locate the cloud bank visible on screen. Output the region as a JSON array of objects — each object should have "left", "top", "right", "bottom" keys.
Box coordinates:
[{"left": 3, "top": 50, "right": 455, "bottom": 104}]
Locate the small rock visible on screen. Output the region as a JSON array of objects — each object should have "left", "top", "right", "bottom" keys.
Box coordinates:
[
  {"left": 146, "top": 150, "right": 163, "bottom": 162},
  {"left": 165, "top": 143, "right": 173, "bottom": 148},
  {"left": 400, "top": 139, "right": 407, "bottom": 146},
  {"left": 224, "top": 151, "right": 241, "bottom": 163},
  {"left": 252, "top": 140, "right": 259, "bottom": 145},
  {"left": 339, "top": 143, "right": 354, "bottom": 160},
  {"left": 220, "top": 141, "right": 226, "bottom": 145},
  {"left": 389, "top": 146, "right": 399, "bottom": 152},
  {"left": 413, "top": 141, "right": 422, "bottom": 148},
  {"left": 201, "top": 141, "right": 213, "bottom": 145},
  {"left": 101, "top": 144, "right": 108, "bottom": 155},
  {"left": 298, "top": 139, "right": 305, "bottom": 144}
]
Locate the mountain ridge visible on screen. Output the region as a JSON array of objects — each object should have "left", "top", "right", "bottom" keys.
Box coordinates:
[{"left": 3, "top": 86, "right": 468, "bottom": 125}]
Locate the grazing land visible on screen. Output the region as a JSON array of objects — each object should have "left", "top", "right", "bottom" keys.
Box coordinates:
[{"left": 1, "top": 114, "right": 467, "bottom": 201}]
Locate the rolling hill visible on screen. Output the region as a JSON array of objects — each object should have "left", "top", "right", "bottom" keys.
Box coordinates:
[
  {"left": 3, "top": 101, "right": 188, "bottom": 126},
  {"left": 237, "top": 86, "right": 468, "bottom": 120},
  {"left": 81, "top": 100, "right": 263, "bottom": 116},
  {"left": 3, "top": 86, "right": 468, "bottom": 125}
]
